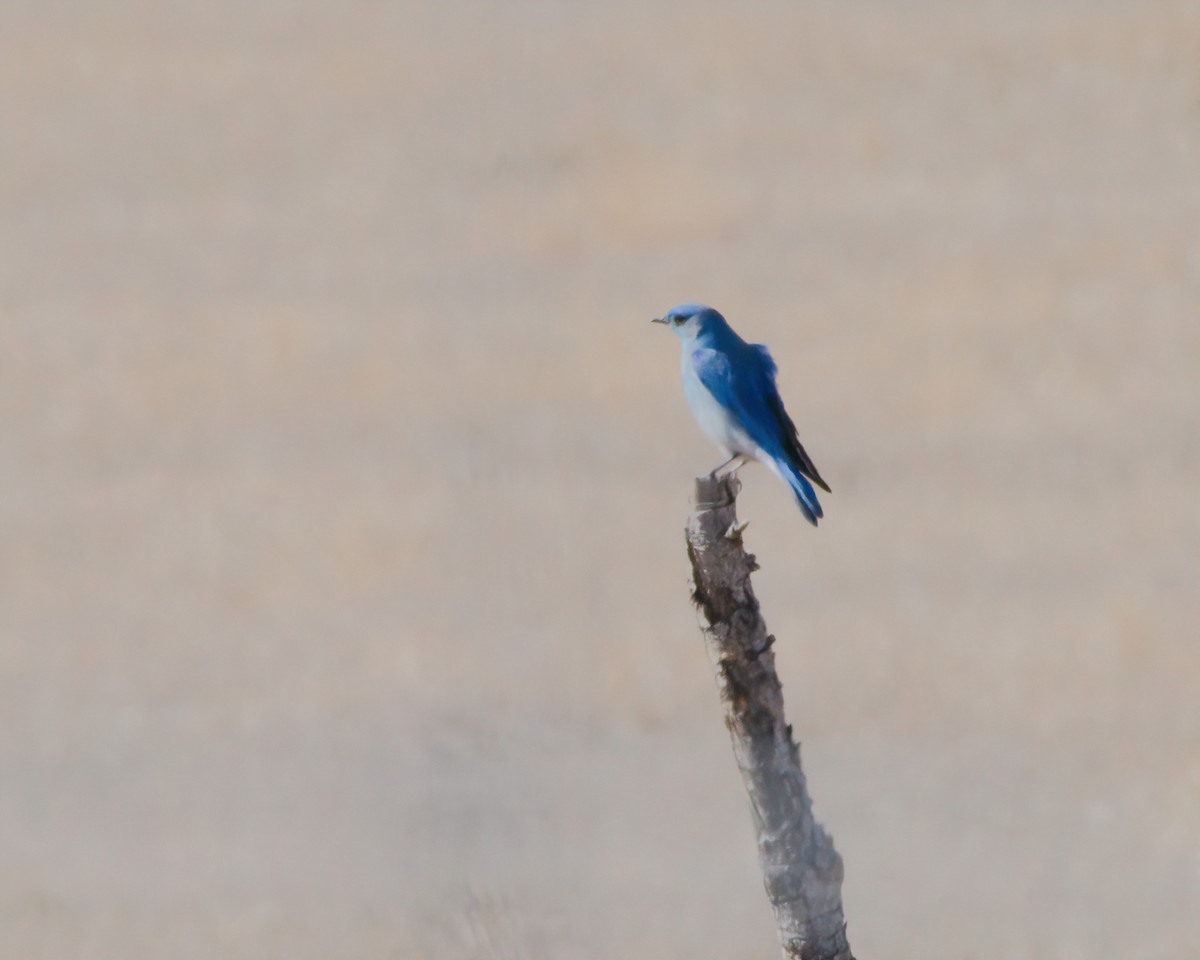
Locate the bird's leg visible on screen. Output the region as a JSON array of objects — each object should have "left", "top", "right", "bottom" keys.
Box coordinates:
[{"left": 708, "top": 453, "right": 748, "bottom": 480}]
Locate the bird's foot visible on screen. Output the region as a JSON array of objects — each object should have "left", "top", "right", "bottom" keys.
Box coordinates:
[{"left": 709, "top": 454, "right": 748, "bottom": 480}]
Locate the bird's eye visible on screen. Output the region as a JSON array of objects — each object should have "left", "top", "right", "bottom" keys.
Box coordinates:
[{"left": 672, "top": 316, "right": 684, "bottom": 325}]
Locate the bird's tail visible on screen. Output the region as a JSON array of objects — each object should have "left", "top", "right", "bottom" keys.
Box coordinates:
[{"left": 770, "top": 456, "right": 824, "bottom": 526}]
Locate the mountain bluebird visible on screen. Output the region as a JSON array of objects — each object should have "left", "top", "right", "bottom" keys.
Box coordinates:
[{"left": 653, "top": 303, "right": 831, "bottom": 525}]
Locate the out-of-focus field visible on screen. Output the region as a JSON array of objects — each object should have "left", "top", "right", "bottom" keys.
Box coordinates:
[{"left": 2, "top": 1, "right": 1199, "bottom": 957}]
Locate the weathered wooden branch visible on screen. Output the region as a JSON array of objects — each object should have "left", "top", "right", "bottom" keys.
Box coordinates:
[{"left": 686, "top": 473, "right": 855, "bottom": 960}]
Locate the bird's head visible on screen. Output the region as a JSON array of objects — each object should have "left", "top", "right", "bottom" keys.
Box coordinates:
[{"left": 651, "top": 302, "right": 724, "bottom": 340}]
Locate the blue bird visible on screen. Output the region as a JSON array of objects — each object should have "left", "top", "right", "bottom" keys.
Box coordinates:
[{"left": 653, "top": 303, "right": 831, "bottom": 525}]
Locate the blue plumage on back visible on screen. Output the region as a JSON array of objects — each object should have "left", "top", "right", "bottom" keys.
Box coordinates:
[{"left": 653, "top": 303, "right": 830, "bottom": 526}]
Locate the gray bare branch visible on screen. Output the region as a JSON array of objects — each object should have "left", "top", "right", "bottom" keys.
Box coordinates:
[{"left": 686, "top": 473, "right": 855, "bottom": 960}]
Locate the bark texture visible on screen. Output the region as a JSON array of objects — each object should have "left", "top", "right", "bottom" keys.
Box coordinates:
[{"left": 686, "top": 473, "right": 855, "bottom": 960}]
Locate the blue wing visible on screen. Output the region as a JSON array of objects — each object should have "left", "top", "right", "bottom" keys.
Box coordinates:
[
  {"left": 749, "top": 344, "right": 830, "bottom": 494},
  {"left": 692, "top": 344, "right": 829, "bottom": 524}
]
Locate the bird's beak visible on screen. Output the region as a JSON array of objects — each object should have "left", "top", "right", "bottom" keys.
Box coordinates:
[{"left": 650, "top": 316, "right": 667, "bottom": 325}]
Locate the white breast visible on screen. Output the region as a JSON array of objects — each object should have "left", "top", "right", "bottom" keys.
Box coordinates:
[{"left": 680, "top": 353, "right": 759, "bottom": 460}]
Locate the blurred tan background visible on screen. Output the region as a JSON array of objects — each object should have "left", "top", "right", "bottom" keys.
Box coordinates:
[{"left": 3, "top": 1, "right": 1199, "bottom": 957}]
